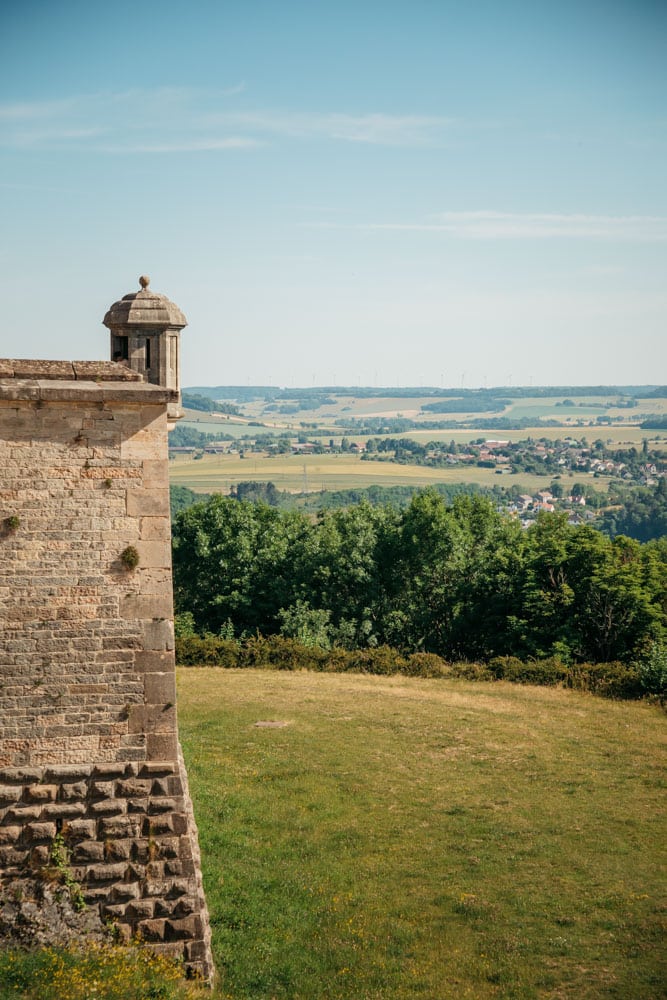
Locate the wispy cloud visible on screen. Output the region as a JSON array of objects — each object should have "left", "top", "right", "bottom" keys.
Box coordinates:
[
  {"left": 349, "top": 211, "right": 667, "bottom": 241},
  {"left": 0, "top": 87, "right": 250, "bottom": 153},
  {"left": 9, "top": 126, "right": 109, "bottom": 149},
  {"left": 0, "top": 87, "right": 454, "bottom": 153},
  {"left": 203, "top": 110, "right": 453, "bottom": 145},
  {"left": 221, "top": 81, "right": 247, "bottom": 97},
  {"left": 0, "top": 96, "right": 89, "bottom": 121},
  {"left": 99, "top": 137, "right": 262, "bottom": 154}
]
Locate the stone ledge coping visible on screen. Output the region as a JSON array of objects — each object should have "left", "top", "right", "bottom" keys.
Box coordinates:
[
  {"left": 0, "top": 360, "right": 144, "bottom": 381},
  {"left": 0, "top": 379, "right": 177, "bottom": 405}
]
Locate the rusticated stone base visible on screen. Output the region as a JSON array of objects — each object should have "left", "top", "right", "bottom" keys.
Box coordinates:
[
  {"left": 0, "top": 754, "right": 213, "bottom": 981},
  {"left": 0, "top": 882, "right": 110, "bottom": 948}
]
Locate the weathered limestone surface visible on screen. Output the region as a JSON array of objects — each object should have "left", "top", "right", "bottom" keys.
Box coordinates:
[
  {"left": 0, "top": 360, "right": 144, "bottom": 381},
  {"left": 0, "top": 380, "right": 213, "bottom": 980}
]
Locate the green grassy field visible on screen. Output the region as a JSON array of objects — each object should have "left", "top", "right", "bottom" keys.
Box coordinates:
[
  {"left": 178, "top": 668, "right": 666, "bottom": 1000},
  {"left": 181, "top": 414, "right": 269, "bottom": 438},
  {"left": 169, "top": 452, "right": 614, "bottom": 495}
]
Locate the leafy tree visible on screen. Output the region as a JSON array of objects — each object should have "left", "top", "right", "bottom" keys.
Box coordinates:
[
  {"left": 577, "top": 535, "right": 664, "bottom": 661},
  {"left": 599, "top": 480, "right": 667, "bottom": 542},
  {"left": 170, "top": 485, "right": 207, "bottom": 519},
  {"left": 278, "top": 600, "right": 332, "bottom": 648},
  {"left": 379, "top": 491, "right": 469, "bottom": 654},
  {"left": 444, "top": 495, "right": 526, "bottom": 658},
  {"left": 293, "top": 501, "right": 397, "bottom": 648},
  {"left": 515, "top": 516, "right": 665, "bottom": 662},
  {"left": 232, "top": 481, "right": 282, "bottom": 506},
  {"left": 172, "top": 496, "right": 307, "bottom": 635}
]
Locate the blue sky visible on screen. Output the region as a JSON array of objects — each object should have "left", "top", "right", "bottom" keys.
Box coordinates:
[{"left": 1, "top": 0, "right": 665, "bottom": 389}]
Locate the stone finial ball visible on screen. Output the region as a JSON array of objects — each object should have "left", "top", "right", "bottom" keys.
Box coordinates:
[{"left": 139, "top": 275, "right": 150, "bottom": 289}]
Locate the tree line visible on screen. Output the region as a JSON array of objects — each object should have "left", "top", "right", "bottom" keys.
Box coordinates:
[
  {"left": 599, "top": 478, "right": 667, "bottom": 542},
  {"left": 172, "top": 491, "right": 667, "bottom": 665},
  {"left": 170, "top": 477, "right": 667, "bottom": 541}
]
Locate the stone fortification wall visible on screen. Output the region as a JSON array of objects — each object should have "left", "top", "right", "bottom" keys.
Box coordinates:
[{"left": 0, "top": 370, "right": 213, "bottom": 980}]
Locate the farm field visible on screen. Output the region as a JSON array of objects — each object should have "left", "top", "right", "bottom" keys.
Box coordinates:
[
  {"left": 178, "top": 668, "right": 667, "bottom": 1000},
  {"left": 235, "top": 392, "right": 667, "bottom": 426},
  {"left": 168, "top": 452, "right": 611, "bottom": 495},
  {"left": 238, "top": 392, "right": 667, "bottom": 420},
  {"left": 179, "top": 418, "right": 667, "bottom": 453},
  {"left": 181, "top": 414, "right": 268, "bottom": 438},
  {"left": 181, "top": 398, "right": 667, "bottom": 452},
  {"left": 402, "top": 426, "right": 667, "bottom": 447},
  {"left": 500, "top": 397, "right": 667, "bottom": 423}
]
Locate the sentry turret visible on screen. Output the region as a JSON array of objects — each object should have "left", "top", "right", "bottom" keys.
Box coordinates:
[{"left": 103, "top": 276, "right": 186, "bottom": 423}]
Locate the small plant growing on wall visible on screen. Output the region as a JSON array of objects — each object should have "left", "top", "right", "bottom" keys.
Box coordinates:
[
  {"left": 3, "top": 515, "right": 20, "bottom": 533},
  {"left": 120, "top": 545, "right": 140, "bottom": 571},
  {"left": 41, "top": 833, "right": 86, "bottom": 912}
]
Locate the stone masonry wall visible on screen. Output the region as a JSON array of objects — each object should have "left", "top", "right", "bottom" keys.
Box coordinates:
[
  {"left": 0, "top": 380, "right": 213, "bottom": 980},
  {"left": 0, "top": 756, "right": 210, "bottom": 971}
]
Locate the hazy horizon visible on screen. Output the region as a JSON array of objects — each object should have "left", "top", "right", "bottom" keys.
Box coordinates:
[{"left": 183, "top": 381, "right": 663, "bottom": 393}]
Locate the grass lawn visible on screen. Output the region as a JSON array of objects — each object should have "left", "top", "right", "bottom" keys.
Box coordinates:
[{"left": 177, "top": 669, "right": 666, "bottom": 1000}]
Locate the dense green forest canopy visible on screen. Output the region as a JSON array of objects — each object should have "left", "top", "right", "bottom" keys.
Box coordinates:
[{"left": 172, "top": 493, "right": 667, "bottom": 665}]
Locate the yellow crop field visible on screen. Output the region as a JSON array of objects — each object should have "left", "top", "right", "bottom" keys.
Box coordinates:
[
  {"left": 169, "top": 452, "right": 613, "bottom": 495},
  {"left": 403, "top": 426, "right": 667, "bottom": 447}
]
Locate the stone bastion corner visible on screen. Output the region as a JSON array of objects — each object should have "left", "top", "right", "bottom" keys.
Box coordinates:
[{"left": 0, "top": 283, "right": 214, "bottom": 981}]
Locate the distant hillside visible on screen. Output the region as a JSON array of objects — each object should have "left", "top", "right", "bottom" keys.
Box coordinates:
[
  {"left": 186, "top": 384, "right": 664, "bottom": 402},
  {"left": 186, "top": 385, "right": 280, "bottom": 402}
]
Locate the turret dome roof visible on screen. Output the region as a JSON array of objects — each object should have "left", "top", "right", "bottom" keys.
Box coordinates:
[{"left": 103, "top": 276, "right": 187, "bottom": 330}]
